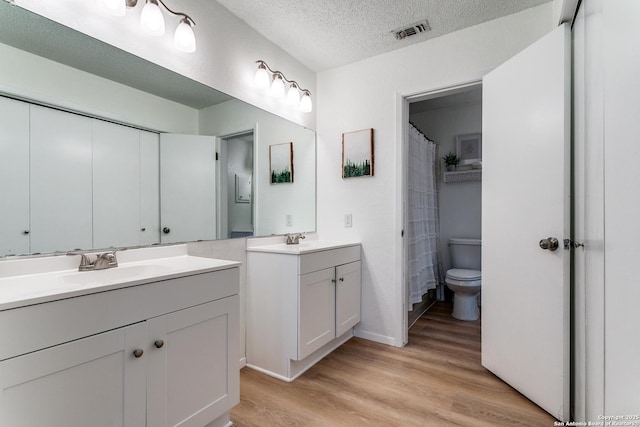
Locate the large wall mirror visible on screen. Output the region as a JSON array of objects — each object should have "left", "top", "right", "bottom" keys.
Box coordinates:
[{"left": 0, "top": 2, "right": 316, "bottom": 258}]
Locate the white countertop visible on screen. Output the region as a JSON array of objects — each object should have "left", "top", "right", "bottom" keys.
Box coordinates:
[
  {"left": 246, "top": 239, "right": 360, "bottom": 255},
  {"left": 0, "top": 254, "right": 240, "bottom": 311}
]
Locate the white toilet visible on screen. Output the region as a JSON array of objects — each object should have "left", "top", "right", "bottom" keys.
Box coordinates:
[{"left": 445, "top": 238, "right": 481, "bottom": 321}]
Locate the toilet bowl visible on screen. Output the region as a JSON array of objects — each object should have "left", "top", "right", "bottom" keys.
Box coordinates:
[
  {"left": 445, "top": 268, "right": 481, "bottom": 321},
  {"left": 445, "top": 238, "right": 481, "bottom": 321}
]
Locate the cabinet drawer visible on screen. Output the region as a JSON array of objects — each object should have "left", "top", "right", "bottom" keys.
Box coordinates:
[
  {"left": 0, "top": 268, "right": 239, "bottom": 361},
  {"left": 299, "top": 245, "right": 360, "bottom": 275}
]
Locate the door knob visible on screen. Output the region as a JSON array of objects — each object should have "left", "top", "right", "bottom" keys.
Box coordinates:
[{"left": 539, "top": 237, "right": 559, "bottom": 251}]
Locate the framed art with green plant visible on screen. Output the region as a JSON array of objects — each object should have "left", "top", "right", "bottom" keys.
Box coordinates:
[
  {"left": 269, "top": 142, "right": 293, "bottom": 184},
  {"left": 342, "top": 128, "right": 374, "bottom": 178}
]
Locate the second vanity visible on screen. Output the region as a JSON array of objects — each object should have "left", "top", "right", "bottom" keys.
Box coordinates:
[
  {"left": 0, "top": 245, "right": 239, "bottom": 427},
  {"left": 246, "top": 237, "right": 361, "bottom": 382}
]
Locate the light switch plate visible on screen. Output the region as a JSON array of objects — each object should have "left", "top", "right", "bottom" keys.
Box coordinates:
[{"left": 344, "top": 213, "right": 352, "bottom": 228}]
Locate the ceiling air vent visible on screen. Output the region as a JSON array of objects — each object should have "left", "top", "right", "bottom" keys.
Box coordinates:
[{"left": 393, "top": 20, "right": 431, "bottom": 40}]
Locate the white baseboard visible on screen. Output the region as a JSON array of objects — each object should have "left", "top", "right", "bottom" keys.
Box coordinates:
[
  {"left": 244, "top": 363, "right": 293, "bottom": 382},
  {"left": 354, "top": 328, "right": 399, "bottom": 347}
]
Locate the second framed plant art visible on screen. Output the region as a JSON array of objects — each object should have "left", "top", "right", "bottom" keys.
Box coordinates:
[
  {"left": 342, "top": 128, "right": 374, "bottom": 178},
  {"left": 270, "top": 142, "right": 294, "bottom": 184}
]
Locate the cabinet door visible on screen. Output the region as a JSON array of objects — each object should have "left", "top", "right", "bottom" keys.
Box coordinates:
[
  {"left": 92, "top": 119, "right": 141, "bottom": 248},
  {"left": 160, "top": 134, "right": 216, "bottom": 244},
  {"left": 336, "top": 261, "right": 362, "bottom": 337},
  {"left": 147, "top": 296, "right": 239, "bottom": 427},
  {"left": 0, "top": 97, "right": 30, "bottom": 255},
  {"left": 0, "top": 323, "right": 146, "bottom": 427},
  {"left": 298, "top": 267, "right": 336, "bottom": 360},
  {"left": 140, "top": 130, "right": 160, "bottom": 245},
  {"left": 30, "top": 105, "right": 93, "bottom": 253}
]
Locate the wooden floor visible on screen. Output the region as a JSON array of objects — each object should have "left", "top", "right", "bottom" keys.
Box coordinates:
[{"left": 231, "top": 302, "right": 556, "bottom": 427}]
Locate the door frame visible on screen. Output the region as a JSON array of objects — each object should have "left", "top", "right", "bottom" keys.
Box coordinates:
[
  {"left": 216, "top": 129, "right": 256, "bottom": 240},
  {"left": 398, "top": 80, "right": 483, "bottom": 345}
]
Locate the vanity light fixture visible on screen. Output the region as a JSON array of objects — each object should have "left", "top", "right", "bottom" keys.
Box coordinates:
[
  {"left": 99, "top": 0, "right": 196, "bottom": 53},
  {"left": 255, "top": 60, "right": 313, "bottom": 113}
]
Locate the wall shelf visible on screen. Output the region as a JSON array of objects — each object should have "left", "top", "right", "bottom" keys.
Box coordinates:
[{"left": 442, "top": 169, "right": 482, "bottom": 183}]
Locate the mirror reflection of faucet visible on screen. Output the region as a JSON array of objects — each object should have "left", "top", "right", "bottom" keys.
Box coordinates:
[
  {"left": 285, "top": 233, "right": 306, "bottom": 245},
  {"left": 66, "top": 248, "right": 125, "bottom": 271}
]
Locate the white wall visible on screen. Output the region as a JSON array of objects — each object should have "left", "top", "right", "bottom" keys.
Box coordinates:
[
  {"left": 573, "top": 0, "right": 605, "bottom": 420},
  {"left": 200, "top": 99, "right": 316, "bottom": 236},
  {"left": 601, "top": 0, "right": 640, "bottom": 415},
  {"left": 0, "top": 43, "right": 198, "bottom": 133},
  {"left": 574, "top": 0, "right": 640, "bottom": 418},
  {"left": 410, "top": 102, "right": 482, "bottom": 273},
  {"left": 316, "top": 4, "right": 554, "bottom": 346},
  {"left": 11, "top": 0, "right": 316, "bottom": 130}
]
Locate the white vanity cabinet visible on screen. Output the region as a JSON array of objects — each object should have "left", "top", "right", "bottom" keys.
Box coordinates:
[
  {"left": 0, "top": 322, "right": 148, "bottom": 427},
  {"left": 246, "top": 242, "right": 361, "bottom": 381},
  {"left": 0, "top": 263, "right": 240, "bottom": 427},
  {"left": 298, "top": 259, "right": 361, "bottom": 359}
]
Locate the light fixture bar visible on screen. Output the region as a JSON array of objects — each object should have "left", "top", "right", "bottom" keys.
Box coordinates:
[
  {"left": 152, "top": 0, "right": 195, "bottom": 26},
  {"left": 104, "top": 0, "right": 196, "bottom": 52},
  {"left": 255, "top": 60, "right": 312, "bottom": 112}
]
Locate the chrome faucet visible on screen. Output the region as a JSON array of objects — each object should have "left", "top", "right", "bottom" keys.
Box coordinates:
[
  {"left": 286, "top": 233, "right": 306, "bottom": 245},
  {"left": 67, "top": 249, "right": 123, "bottom": 271}
]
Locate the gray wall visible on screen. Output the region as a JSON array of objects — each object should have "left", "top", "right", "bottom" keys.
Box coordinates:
[{"left": 410, "top": 100, "right": 482, "bottom": 275}]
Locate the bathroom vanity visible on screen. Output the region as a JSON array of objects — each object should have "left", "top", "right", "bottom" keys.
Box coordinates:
[
  {"left": 0, "top": 246, "right": 240, "bottom": 427},
  {"left": 246, "top": 238, "right": 361, "bottom": 381}
]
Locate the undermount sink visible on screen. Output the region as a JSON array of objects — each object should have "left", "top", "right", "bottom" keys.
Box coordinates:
[
  {"left": 247, "top": 239, "right": 361, "bottom": 255},
  {"left": 0, "top": 246, "right": 241, "bottom": 312},
  {"left": 58, "top": 264, "right": 172, "bottom": 286}
]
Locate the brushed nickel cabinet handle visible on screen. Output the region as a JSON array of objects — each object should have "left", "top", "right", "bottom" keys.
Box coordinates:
[
  {"left": 154, "top": 340, "right": 165, "bottom": 349},
  {"left": 133, "top": 349, "right": 144, "bottom": 358}
]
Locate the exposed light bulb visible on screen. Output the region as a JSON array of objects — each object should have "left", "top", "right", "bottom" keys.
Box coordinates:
[
  {"left": 286, "top": 83, "right": 301, "bottom": 105},
  {"left": 174, "top": 18, "right": 196, "bottom": 53},
  {"left": 100, "top": 0, "right": 126, "bottom": 16},
  {"left": 254, "top": 64, "right": 270, "bottom": 89},
  {"left": 140, "top": 0, "right": 165, "bottom": 36},
  {"left": 300, "top": 92, "right": 312, "bottom": 112},
  {"left": 270, "top": 74, "right": 285, "bottom": 98}
]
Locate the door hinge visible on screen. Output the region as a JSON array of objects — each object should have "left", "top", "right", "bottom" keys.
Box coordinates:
[
  {"left": 564, "top": 239, "right": 584, "bottom": 250},
  {"left": 215, "top": 152, "right": 219, "bottom": 160},
  {"left": 401, "top": 229, "right": 404, "bottom": 237}
]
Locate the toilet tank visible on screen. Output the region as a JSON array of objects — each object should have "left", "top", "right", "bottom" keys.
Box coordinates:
[{"left": 448, "top": 238, "right": 481, "bottom": 270}]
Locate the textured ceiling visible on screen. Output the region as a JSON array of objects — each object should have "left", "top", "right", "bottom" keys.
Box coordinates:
[{"left": 216, "top": 0, "right": 551, "bottom": 71}]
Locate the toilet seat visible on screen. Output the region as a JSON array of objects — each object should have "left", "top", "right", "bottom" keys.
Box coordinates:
[
  {"left": 446, "top": 268, "right": 481, "bottom": 280},
  {"left": 445, "top": 269, "right": 481, "bottom": 288}
]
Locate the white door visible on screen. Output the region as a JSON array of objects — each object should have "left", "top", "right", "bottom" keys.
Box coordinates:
[
  {"left": 139, "top": 130, "right": 160, "bottom": 246},
  {"left": 335, "top": 261, "right": 361, "bottom": 337},
  {"left": 92, "top": 119, "right": 141, "bottom": 249},
  {"left": 160, "top": 133, "right": 216, "bottom": 244},
  {"left": 0, "top": 97, "right": 30, "bottom": 256},
  {"left": 482, "top": 24, "right": 570, "bottom": 421},
  {"left": 30, "top": 105, "right": 93, "bottom": 253}
]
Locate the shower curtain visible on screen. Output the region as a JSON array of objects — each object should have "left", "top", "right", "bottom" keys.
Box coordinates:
[{"left": 407, "top": 123, "right": 441, "bottom": 306}]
